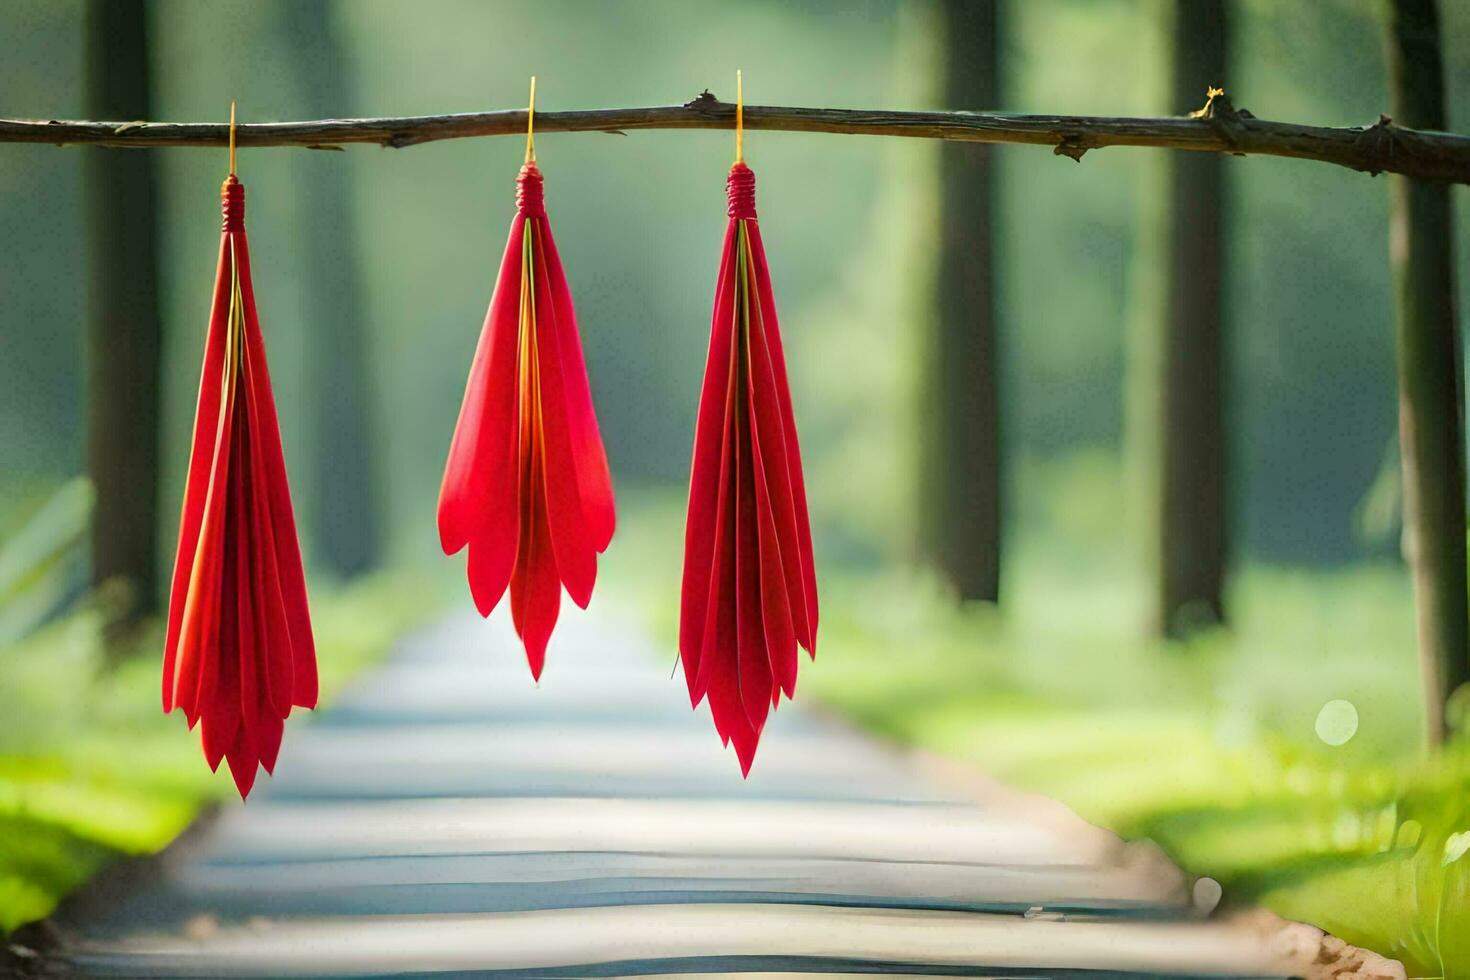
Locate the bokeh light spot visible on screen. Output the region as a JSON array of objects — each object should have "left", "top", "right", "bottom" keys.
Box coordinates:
[
  {"left": 1192, "top": 877, "right": 1223, "bottom": 914},
  {"left": 1314, "top": 699, "right": 1358, "bottom": 746}
]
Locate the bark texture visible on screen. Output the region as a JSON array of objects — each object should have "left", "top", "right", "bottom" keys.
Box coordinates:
[
  {"left": 926, "top": 0, "right": 1002, "bottom": 602},
  {"left": 1385, "top": 0, "right": 1468, "bottom": 745},
  {"left": 1157, "top": 0, "right": 1229, "bottom": 637},
  {"left": 5, "top": 97, "right": 1469, "bottom": 183},
  {"left": 282, "top": 0, "right": 382, "bottom": 577},
  {"left": 84, "top": 0, "right": 163, "bottom": 637}
]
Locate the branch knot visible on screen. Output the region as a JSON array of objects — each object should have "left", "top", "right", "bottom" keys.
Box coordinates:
[
  {"left": 1053, "top": 134, "right": 1088, "bottom": 162},
  {"left": 1355, "top": 114, "right": 1402, "bottom": 177},
  {"left": 1190, "top": 87, "right": 1252, "bottom": 150},
  {"left": 685, "top": 90, "right": 725, "bottom": 115}
]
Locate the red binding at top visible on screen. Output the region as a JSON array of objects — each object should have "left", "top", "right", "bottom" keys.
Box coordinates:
[
  {"left": 221, "top": 174, "right": 244, "bottom": 232},
  {"left": 726, "top": 162, "right": 756, "bottom": 220},
  {"left": 516, "top": 163, "right": 546, "bottom": 218}
]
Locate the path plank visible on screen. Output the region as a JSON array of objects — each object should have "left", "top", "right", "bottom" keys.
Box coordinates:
[
  {"left": 67, "top": 905, "right": 1299, "bottom": 978},
  {"left": 54, "top": 607, "right": 1307, "bottom": 977}
]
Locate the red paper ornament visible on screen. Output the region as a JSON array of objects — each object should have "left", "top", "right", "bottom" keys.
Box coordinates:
[
  {"left": 439, "top": 81, "right": 616, "bottom": 678},
  {"left": 679, "top": 75, "right": 818, "bottom": 775},
  {"left": 162, "top": 109, "right": 316, "bottom": 799}
]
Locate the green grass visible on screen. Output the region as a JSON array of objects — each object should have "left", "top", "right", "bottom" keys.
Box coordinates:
[
  {"left": 0, "top": 571, "right": 439, "bottom": 933},
  {"left": 603, "top": 491, "right": 1470, "bottom": 979},
  {"left": 806, "top": 570, "right": 1470, "bottom": 977}
]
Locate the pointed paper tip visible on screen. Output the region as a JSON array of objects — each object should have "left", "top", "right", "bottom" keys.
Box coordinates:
[
  {"left": 465, "top": 545, "right": 510, "bottom": 618},
  {"left": 567, "top": 576, "right": 594, "bottom": 610},
  {"left": 228, "top": 758, "right": 257, "bottom": 799},
  {"left": 471, "top": 586, "right": 496, "bottom": 619},
  {"left": 736, "top": 742, "right": 757, "bottom": 778},
  {"left": 259, "top": 719, "right": 285, "bottom": 774},
  {"left": 435, "top": 511, "right": 463, "bottom": 558},
  {"left": 522, "top": 622, "right": 552, "bottom": 681}
]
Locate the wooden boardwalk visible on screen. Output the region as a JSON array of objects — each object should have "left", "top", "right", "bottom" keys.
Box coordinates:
[{"left": 52, "top": 607, "right": 1319, "bottom": 977}]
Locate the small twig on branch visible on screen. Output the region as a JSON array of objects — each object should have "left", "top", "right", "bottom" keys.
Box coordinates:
[{"left": 2, "top": 89, "right": 1468, "bottom": 183}]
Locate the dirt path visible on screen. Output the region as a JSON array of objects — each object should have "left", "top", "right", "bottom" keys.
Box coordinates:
[{"left": 42, "top": 607, "right": 1394, "bottom": 977}]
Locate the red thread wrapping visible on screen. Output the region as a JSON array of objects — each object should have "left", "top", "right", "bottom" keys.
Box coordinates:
[
  {"left": 516, "top": 163, "right": 546, "bottom": 218},
  {"left": 726, "top": 162, "right": 757, "bottom": 220},
  {"left": 221, "top": 175, "right": 245, "bottom": 232}
]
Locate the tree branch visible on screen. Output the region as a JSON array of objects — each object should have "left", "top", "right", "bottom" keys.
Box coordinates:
[{"left": 3, "top": 90, "right": 1469, "bottom": 183}]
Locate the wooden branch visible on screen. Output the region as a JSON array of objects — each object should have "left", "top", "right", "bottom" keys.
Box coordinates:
[{"left": 3, "top": 90, "right": 1470, "bottom": 183}]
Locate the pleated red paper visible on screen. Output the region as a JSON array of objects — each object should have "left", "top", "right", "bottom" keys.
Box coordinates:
[
  {"left": 680, "top": 162, "right": 818, "bottom": 775},
  {"left": 162, "top": 175, "right": 316, "bottom": 799},
  {"left": 439, "top": 163, "right": 615, "bottom": 678}
]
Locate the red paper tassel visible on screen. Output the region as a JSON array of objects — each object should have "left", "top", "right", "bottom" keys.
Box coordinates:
[
  {"left": 679, "top": 161, "right": 818, "bottom": 776},
  {"left": 438, "top": 161, "right": 615, "bottom": 678},
  {"left": 162, "top": 173, "right": 316, "bottom": 799}
]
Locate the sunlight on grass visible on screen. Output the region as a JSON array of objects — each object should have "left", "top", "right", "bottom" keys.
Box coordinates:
[
  {"left": 0, "top": 571, "right": 440, "bottom": 933},
  {"left": 603, "top": 489, "right": 1469, "bottom": 977},
  {"left": 801, "top": 567, "right": 1469, "bottom": 976}
]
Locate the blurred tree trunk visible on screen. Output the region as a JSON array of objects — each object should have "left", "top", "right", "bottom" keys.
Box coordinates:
[
  {"left": 84, "top": 0, "right": 162, "bottom": 641},
  {"left": 1155, "top": 0, "right": 1228, "bottom": 638},
  {"left": 281, "top": 1, "right": 382, "bottom": 578},
  {"left": 1122, "top": 13, "right": 1169, "bottom": 615},
  {"left": 923, "top": 0, "right": 1001, "bottom": 603},
  {"left": 1383, "top": 0, "right": 1468, "bottom": 746}
]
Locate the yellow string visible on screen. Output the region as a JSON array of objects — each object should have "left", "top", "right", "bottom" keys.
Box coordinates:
[
  {"left": 229, "top": 101, "right": 237, "bottom": 176},
  {"left": 526, "top": 76, "right": 537, "bottom": 164},
  {"left": 735, "top": 69, "right": 743, "bottom": 164}
]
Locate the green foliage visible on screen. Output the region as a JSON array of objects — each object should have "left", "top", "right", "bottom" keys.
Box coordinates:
[
  {"left": 795, "top": 568, "right": 1468, "bottom": 976},
  {"left": 4, "top": 1, "right": 1469, "bottom": 567},
  {"left": 0, "top": 477, "right": 93, "bottom": 644},
  {"left": 2, "top": 0, "right": 1470, "bottom": 966},
  {"left": 603, "top": 482, "right": 1466, "bottom": 977},
  {"left": 0, "top": 572, "right": 440, "bottom": 933}
]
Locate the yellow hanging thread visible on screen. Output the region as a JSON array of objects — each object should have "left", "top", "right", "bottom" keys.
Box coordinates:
[
  {"left": 526, "top": 76, "right": 537, "bottom": 165},
  {"left": 735, "top": 69, "right": 743, "bottom": 164}
]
